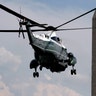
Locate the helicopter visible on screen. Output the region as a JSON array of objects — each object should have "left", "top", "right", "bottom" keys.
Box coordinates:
[{"left": 0, "top": 4, "right": 96, "bottom": 78}]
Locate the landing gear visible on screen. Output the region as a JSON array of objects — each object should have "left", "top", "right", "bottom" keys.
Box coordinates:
[
  {"left": 33, "top": 72, "right": 39, "bottom": 78},
  {"left": 30, "top": 59, "right": 39, "bottom": 78},
  {"left": 71, "top": 66, "right": 76, "bottom": 75},
  {"left": 33, "top": 67, "right": 39, "bottom": 78},
  {"left": 39, "top": 66, "right": 43, "bottom": 71}
]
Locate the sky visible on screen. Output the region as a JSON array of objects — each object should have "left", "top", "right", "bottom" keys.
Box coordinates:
[{"left": 0, "top": 0, "right": 96, "bottom": 96}]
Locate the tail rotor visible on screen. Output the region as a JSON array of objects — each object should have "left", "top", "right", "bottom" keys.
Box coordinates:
[
  {"left": 17, "top": 7, "right": 25, "bottom": 39},
  {"left": 18, "top": 19, "right": 25, "bottom": 39}
]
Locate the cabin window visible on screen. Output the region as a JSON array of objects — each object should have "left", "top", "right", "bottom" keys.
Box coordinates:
[
  {"left": 51, "top": 36, "right": 61, "bottom": 44},
  {"left": 45, "top": 34, "right": 49, "bottom": 38}
]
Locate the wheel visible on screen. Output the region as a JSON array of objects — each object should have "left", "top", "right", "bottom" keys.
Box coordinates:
[
  {"left": 33, "top": 72, "right": 39, "bottom": 78},
  {"left": 71, "top": 70, "right": 73, "bottom": 75},
  {"left": 71, "top": 69, "right": 76, "bottom": 75},
  {"left": 36, "top": 72, "right": 39, "bottom": 77},
  {"left": 73, "top": 69, "right": 76, "bottom": 75},
  {"left": 33, "top": 72, "right": 36, "bottom": 78}
]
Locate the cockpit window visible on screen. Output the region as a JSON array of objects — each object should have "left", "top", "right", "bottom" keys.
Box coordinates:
[{"left": 51, "top": 36, "right": 61, "bottom": 44}]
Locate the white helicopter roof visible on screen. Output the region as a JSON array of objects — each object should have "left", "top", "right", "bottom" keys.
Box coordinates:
[{"left": 33, "top": 31, "right": 66, "bottom": 49}]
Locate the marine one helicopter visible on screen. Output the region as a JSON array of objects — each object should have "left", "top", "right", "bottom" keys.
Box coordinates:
[{"left": 0, "top": 4, "right": 96, "bottom": 77}]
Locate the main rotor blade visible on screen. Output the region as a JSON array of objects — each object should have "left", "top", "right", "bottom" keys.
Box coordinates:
[
  {"left": 0, "top": 30, "right": 26, "bottom": 32},
  {"left": 0, "top": 4, "right": 47, "bottom": 28},
  {"left": 56, "top": 27, "right": 92, "bottom": 31},
  {"left": 0, "top": 29, "right": 46, "bottom": 32},
  {"left": 0, "top": 27, "right": 94, "bottom": 32},
  {"left": 56, "top": 8, "right": 96, "bottom": 29}
]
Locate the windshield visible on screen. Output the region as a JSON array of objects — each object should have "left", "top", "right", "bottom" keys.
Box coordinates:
[{"left": 51, "top": 36, "right": 61, "bottom": 44}]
